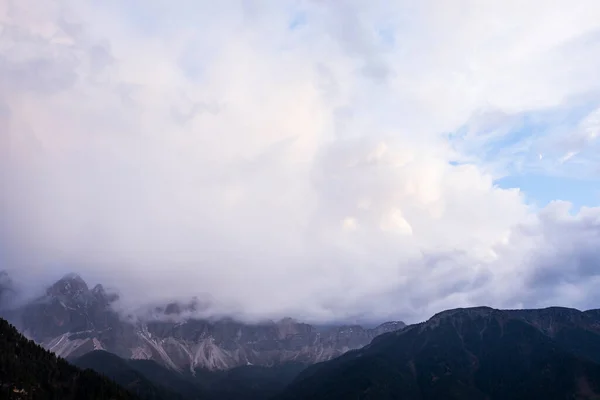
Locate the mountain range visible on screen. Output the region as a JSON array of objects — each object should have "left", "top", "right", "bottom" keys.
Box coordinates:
[
  {"left": 4, "top": 272, "right": 600, "bottom": 399},
  {"left": 0, "top": 273, "right": 405, "bottom": 372}
]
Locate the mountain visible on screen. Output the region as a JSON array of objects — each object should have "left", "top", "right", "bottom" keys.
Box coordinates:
[
  {"left": 8, "top": 273, "right": 600, "bottom": 399},
  {"left": 3, "top": 273, "right": 405, "bottom": 372},
  {"left": 275, "top": 306, "right": 600, "bottom": 400},
  {"left": 0, "top": 317, "right": 137, "bottom": 400}
]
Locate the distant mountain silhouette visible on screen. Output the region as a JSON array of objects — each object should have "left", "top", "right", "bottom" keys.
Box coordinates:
[{"left": 72, "top": 351, "right": 189, "bottom": 400}]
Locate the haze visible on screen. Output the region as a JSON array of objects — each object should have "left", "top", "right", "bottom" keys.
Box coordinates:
[{"left": 1, "top": 0, "right": 600, "bottom": 324}]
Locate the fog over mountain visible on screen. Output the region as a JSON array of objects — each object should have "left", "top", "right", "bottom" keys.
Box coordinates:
[{"left": 1, "top": 1, "right": 600, "bottom": 324}]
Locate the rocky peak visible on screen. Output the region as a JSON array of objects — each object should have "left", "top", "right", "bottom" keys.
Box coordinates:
[
  {"left": 47, "top": 273, "right": 89, "bottom": 298},
  {"left": 91, "top": 284, "right": 105, "bottom": 296},
  {"left": 13, "top": 274, "right": 122, "bottom": 343},
  {"left": 146, "top": 297, "right": 205, "bottom": 319},
  {"left": 91, "top": 284, "right": 119, "bottom": 305}
]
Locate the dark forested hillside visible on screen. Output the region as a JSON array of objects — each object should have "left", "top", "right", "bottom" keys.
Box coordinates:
[
  {"left": 72, "top": 351, "right": 192, "bottom": 400},
  {"left": 276, "top": 307, "right": 600, "bottom": 400},
  {"left": 192, "top": 362, "right": 306, "bottom": 400},
  {"left": 0, "top": 317, "right": 137, "bottom": 400},
  {"left": 72, "top": 350, "right": 306, "bottom": 400}
]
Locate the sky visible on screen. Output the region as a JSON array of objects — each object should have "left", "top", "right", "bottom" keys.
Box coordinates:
[{"left": 1, "top": 0, "right": 600, "bottom": 324}]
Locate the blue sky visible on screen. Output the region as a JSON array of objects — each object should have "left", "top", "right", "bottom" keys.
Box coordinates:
[
  {"left": 446, "top": 97, "right": 600, "bottom": 211},
  {"left": 497, "top": 174, "right": 600, "bottom": 211}
]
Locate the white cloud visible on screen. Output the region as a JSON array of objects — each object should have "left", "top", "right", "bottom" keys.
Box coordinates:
[
  {"left": 1, "top": 0, "right": 600, "bottom": 323},
  {"left": 559, "top": 151, "right": 578, "bottom": 164}
]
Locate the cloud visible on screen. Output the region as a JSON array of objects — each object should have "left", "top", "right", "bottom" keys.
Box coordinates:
[
  {"left": 555, "top": 106, "right": 600, "bottom": 166},
  {"left": 1, "top": 0, "right": 600, "bottom": 323}
]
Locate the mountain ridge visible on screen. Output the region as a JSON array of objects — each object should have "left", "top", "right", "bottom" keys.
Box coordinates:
[
  {"left": 276, "top": 306, "right": 600, "bottom": 399},
  {"left": 0, "top": 272, "right": 406, "bottom": 372}
]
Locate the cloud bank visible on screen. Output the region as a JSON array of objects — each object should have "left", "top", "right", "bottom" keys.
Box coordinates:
[{"left": 1, "top": 0, "right": 600, "bottom": 323}]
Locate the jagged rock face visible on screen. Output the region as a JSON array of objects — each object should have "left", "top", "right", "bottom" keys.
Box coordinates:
[
  {"left": 138, "top": 317, "right": 405, "bottom": 371},
  {"left": 19, "top": 274, "right": 121, "bottom": 341},
  {"left": 9, "top": 273, "right": 134, "bottom": 360},
  {"left": 4, "top": 273, "right": 406, "bottom": 371}
]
